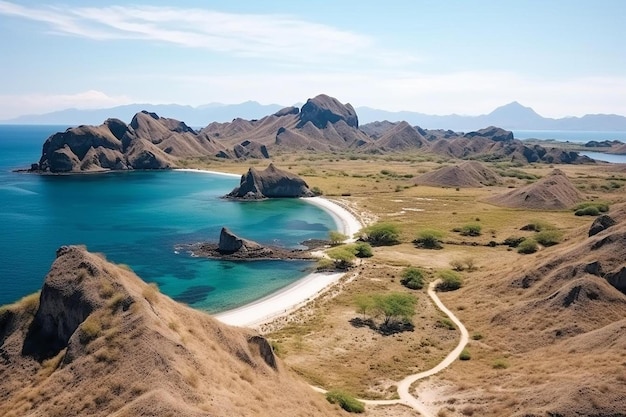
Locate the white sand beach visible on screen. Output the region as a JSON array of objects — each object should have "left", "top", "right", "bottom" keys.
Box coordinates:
[
  {"left": 175, "top": 168, "right": 242, "bottom": 178},
  {"left": 214, "top": 196, "right": 363, "bottom": 328}
]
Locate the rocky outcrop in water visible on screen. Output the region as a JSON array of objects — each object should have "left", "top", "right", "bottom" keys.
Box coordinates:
[
  {"left": 225, "top": 164, "right": 314, "bottom": 199},
  {"left": 218, "top": 227, "right": 263, "bottom": 254}
]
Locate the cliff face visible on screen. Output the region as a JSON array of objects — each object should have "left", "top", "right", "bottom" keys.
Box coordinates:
[
  {"left": 226, "top": 164, "right": 314, "bottom": 199},
  {"left": 0, "top": 245, "right": 340, "bottom": 417}
]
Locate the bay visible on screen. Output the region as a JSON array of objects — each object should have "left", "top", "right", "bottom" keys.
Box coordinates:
[{"left": 0, "top": 125, "right": 336, "bottom": 312}]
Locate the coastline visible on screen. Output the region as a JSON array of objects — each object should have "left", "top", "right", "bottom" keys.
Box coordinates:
[
  {"left": 174, "top": 167, "right": 242, "bottom": 178},
  {"left": 190, "top": 183, "right": 362, "bottom": 327}
]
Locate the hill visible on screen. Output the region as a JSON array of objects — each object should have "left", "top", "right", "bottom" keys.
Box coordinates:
[
  {"left": 414, "top": 160, "right": 501, "bottom": 188},
  {"left": 30, "top": 95, "right": 596, "bottom": 172},
  {"left": 0, "top": 245, "right": 339, "bottom": 417},
  {"left": 7, "top": 100, "right": 626, "bottom": 132},
  {"left": 485, "top": 169, "right": 584, "bottom": 210}
]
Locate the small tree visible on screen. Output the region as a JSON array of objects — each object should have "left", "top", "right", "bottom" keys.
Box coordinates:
[
  {"left": 414, "top": 229, "right": 444, "bottom": 249},
  {"left": 359, "top": 222, "right": 401, "bottom": 246},
  {"left": 400, "top": 267, "right": 424, "bottom": 290},
  {"left": 329, "top": 230, "right": 348, "bottom": 246},
  {"left": 327, "top": 246, "right": 357, "bottom": 269},
  {"left": 354, "top": 294, "right": 375, "bottom": 319},
  {"left": 517, "top": 238, "right": 538, "bottom": 254},
  {"left": 373, "top": 293, "right": 417, "bottom": 326}
]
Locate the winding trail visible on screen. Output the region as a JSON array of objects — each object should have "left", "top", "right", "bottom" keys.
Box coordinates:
[{"left": 314, "top": 279, "right": 469, "bottom": 416}]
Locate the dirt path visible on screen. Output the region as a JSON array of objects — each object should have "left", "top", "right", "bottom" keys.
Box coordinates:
[{"left": 313, "top": 279, "right": 469, "bottom": 416}]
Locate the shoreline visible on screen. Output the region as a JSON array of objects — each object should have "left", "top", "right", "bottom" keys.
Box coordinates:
[{"left": 214, "top": 195, "right": 363, "bottom": 327}]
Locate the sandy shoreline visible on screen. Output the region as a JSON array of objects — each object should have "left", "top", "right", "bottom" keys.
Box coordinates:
[
  {"left": 214, "top": 196, "right": 362, "bottom": 327},
  {"left": 174, "top": 168, "right": 363, "bottom": 327}
]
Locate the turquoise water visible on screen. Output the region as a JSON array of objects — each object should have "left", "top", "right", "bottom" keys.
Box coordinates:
[
  {"left": 579, "top": 151, "right": 626, "bottom": 164},
  {"left": 0, "top": 126, "right": 336, "bottom": 311}
]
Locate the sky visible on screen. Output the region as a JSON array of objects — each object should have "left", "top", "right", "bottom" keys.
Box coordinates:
[{"left": 0, "top": 0, "right": 625, "bottom": 120}]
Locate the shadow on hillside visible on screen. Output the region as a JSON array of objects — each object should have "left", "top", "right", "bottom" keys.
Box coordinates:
[{"left": 349, "top": 317, "right": 414, "bottom": 336}]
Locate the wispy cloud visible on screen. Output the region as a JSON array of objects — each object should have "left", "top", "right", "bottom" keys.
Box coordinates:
[{"left": 0, "top": 1, "right": 407, "bottom": 66}]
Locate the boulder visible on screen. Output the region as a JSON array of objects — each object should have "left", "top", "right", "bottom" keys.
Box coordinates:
[
  {"left": 589, "top": 215, "right": 617, "bottom": 237},
  {"left": 226, "top": 163, "right": 314, "bottom": 199},
  {"left": 233, "top": 140, "right": 270, "bottom": 159},
  {"left": 218, "top": 227, "right": 262, "bottom": 254},
  {"left": 296, "top": 94, "right": 358, "bottom": 129}
]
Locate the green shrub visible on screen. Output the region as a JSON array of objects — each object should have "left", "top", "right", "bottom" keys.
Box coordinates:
[
  {"left": 359, "top": 222, "right": 401, "bottom": 246},
  {"left": 517, "top": 238, "right": 538, "bottom": 254},
  {"left": 573, "top": 201, "right": 609, "bottom": 214},
  {"left": 400, "top": 266, "right": 424, "bottom": 290},
  {"left": 503, "top": 236, "right": 525, "bottom": 248},
  {"left": 521, "top": 220, "right": 554, "bottom": 232},
  {"left": 326, "top": 246, "right": 356, "bottom": 269},
  {"left": 437, "top": 270, "right": 463, "bottom": 291},
  {"left": 460, "top": 224, "right": 482, "bottom": 237},
  {"left": 534, "top": 230, "right": 563, "bottom": 246},
  {"left": 471, "top": 332, "right": 483, "bottom": 340},
  {"left": 352, "top": 242, "right": 373, "bottom": 258},
  {"left": 438, "top": 318, "right": 456, "bottom": 330},
  {"left": 316, "top": 258, "right": 335, "bottom": 271},
  {"left": 311, "top": 186, "right": 323, "bottom": 196},
  {"left": 459, "top": 349, "right": 471, "bottom": 361},
  {"left": 325, "top": 390, "right": 365, "bottom": 413},
  {"left": 575, "top": 206, "right": 600, "bottom": 216},
  {"left": 414, "top": 229, "right": 445, "bottom": 249}
]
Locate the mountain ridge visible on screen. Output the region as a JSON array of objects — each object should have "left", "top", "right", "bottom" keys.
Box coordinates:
[{"left": 4, "top": 101, "right": 626, "bottom": 131}]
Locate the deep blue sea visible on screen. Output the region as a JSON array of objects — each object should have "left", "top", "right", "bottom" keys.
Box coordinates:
[
  {"left": 0, "top": 125, "right": 336, "bottom": 312},
  {"left": 514, "top": 130, "right": 626, "bottom": 143}
]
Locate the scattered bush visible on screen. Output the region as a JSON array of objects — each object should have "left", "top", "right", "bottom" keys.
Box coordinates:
[
  {"left": 517, "top": 238, "right": 538, "bottom": 254},
  {"left": 437, "top": 270, "right": 463, "bottom": 291},
  {"left": 401, "top": 266, "right": 424, "bottom": 290},
  {"left": 450, "top": 258, "right": 477, "bottom": 272},
  {"left": 326, "top": 246, "right": 357, "bottom": 269},
  {"left": 492, "top": 359, "right": 510, "bottom": 369},
  {"left": 316, "top": 258, "right": 335, "bottom": 271},
  {"left": 575, "top": 206, "right": 600, "bottom": 216},
  {"left": 329, "top": 230, "right": 348, "bottom": 245},
  {"left": 520, "top": 220, "right": 554, "bottom": 232},
  {"left": 325, "top": 390, "right": 365, "bottom": 413},
  {"left": 414, "top": 229, "right": 445, "bottom": 249},
  {"left": 534, "top": 230, "right": 563, "bottom": 246},
  {"left": 460, "top": 224, "right": 482, "bottom": 237},
  {"left": 503, "top": 236, "right": 526, "bottom": 248},
  {"left": 459, "top": 349, "right": 471, "bottom": 361},
  {"left": 438, "top": 318, "right": 456, "bottom": 330},
  {"left": 573, "top": 201, "right": 609, "bottom": 215},
  {"left": 352, "top": 242, "right": 373, "bottom": 258},
  {"left": 471, "top": 333, "right": 483, "bottom": 340},
  {"left": 359, "top": 222, "right": 401, "bottom": 246}
]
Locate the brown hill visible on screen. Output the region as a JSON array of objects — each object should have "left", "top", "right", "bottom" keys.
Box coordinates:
[
  {"left": 485, "top": 169, "right": 583, "bottom": 209},
  {"left": 0, "top": 246, "right": 339, "bottom": 417},
  {"left": 414, "top": 160, "right": 501, "bottom": 187},
  {"left": 365, "top": 121, "right": 429, "bottom": 152}
]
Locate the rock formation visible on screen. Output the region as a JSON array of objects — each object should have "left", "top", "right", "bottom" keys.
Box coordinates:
[
  {"left": 296, "top": 94, "right": 358, "bottom": 129},
  {"left": 226, "top": 164, "right": 314, "bottom": 199},
  {"left": 0, "top": 245, "right": 339, "bottom": 417},
  {"left": 589, "top": 214, "right": 617, "bottom": 236},
  {"left": 485, "top": 169, "right": 583, "bottom": 210},
  {"left": 218, "top": 227, "right": 263, "bottom": 253}
]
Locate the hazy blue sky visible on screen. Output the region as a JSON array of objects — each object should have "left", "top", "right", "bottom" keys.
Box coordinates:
[{"left": 1, "top": 0, "right": 624, "bottom": 119}]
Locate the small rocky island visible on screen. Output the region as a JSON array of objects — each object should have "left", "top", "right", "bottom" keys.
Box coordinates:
[
  {"left": 186, "top": 227, "right": 322, "bottom": 261},
  {"left": 225, "top": 163, "right": 315, "bottom": 199}
]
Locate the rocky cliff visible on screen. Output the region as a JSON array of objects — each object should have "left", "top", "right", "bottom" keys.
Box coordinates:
[
  {"left": 0, "top": 246, "right": 340, "bottom": 417},
  {"left": 226, "top": 164, "right": 314, "bottom": 199}
]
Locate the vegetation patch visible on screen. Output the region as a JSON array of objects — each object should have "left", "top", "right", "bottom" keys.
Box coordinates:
[
  {"left": 573, "top": 201, "right": 609, "bottom": 216},
  {"left": 414, "top": 228, "right": 445, "bottom": 249},
  {"left": 436, "top": 270, "right": 463, "bottom": 291},
  {"left": 358, "top": 222, "right": 401, "bottom": 246},
  {"left": 517, "top": 238, "right": 538, "bottom": 254},
  {"left": 325, "top": 390, "right": 365, "bottom": 413},
  {"left": 400, "top": 266, "right": 425, "bottom": 290},
  {"left": 534, "top": 230, "right": 563, "bottom": 246}
]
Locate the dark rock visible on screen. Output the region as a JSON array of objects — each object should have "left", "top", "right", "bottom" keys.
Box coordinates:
[
  {"left": 297, "top": 94, "right": 358, "bottom": 129},
  {"left": 589, "top": 215, "right": 617, "bottom": 237},
  {"left": 464, "top": 126, "right": 514, "bottom": 142},
  {"left": 218, "top": 227, "right": 262, "bottom": 253},
  {"left": 248, "top": 335, "right": 277, "bottom": 369},
  {"left": 274, "top": 106, "right": 299, "bottom": 117},
  {"left": 226, "top": 163, "right": 314, "bottom": 199},
  {"left": 584, "top": 261, "right": 603, "bottom": 276},
  {"left": 606, "top": 267, "right": 626, "bottom": 294},
  {"left": 233, "top": 140, "right": 270, "bottom": 159}
]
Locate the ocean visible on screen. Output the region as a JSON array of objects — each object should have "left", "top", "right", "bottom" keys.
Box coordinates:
[{"left": 0, "top": 125, "right": 337, "bottom": 312}]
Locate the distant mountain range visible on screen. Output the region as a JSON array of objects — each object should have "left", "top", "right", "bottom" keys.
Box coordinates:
[{"left": 3, "top": 100, "right": 626, "bottom": 131}]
